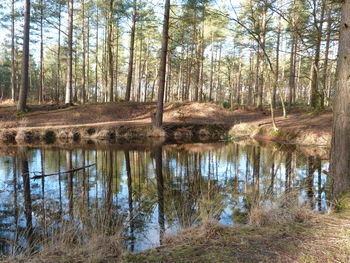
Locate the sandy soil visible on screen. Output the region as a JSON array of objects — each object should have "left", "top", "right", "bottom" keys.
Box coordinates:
[{"left": 0, "top": 102, "right": 332, "bottom": 134}]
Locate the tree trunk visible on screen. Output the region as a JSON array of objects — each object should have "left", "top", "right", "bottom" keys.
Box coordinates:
[
  {"left": 310, "top": 0, "right": 326, "bottom": 110},
  {"left": 56, "top": 1, "right": 62, "bottom": 103},
  {"left": 65, "top": 0, "right": 74, "bottom": 105},
  {"left": 322, "top": 1, "right": 333, "bottom": 106},
  {"left": 273, "top": 17, "right": 281, "bottom": 109},
  {"left": 39, "top": 0, "right": 44, "bottom": 104},
  {"left": 108, "top": 0, "right": 114, "bottom": 102},
  {"left": 155, "top": 0, "right": 170, "bottom": 127},
  {"left": 199, "top": 24, "right": 205, "bottom": 101},
  {"left": 330, "top": 0, "right": 350, "bottom": 199},
  {"left": 209, "top": 27, "right": 214, "bottom": 102},
  {"left": 81, "top": 0, "right": 86, "bottom": 104},
  {"left": 237, "top": 47, "right": 242, "bottom": 105},
  {"left": 11, "top": 0, "right": 16, "bottom": 102},
  {"left": 95, "top": 3, "right": 99, "bottom": 102},
  {"left": 288, "top": 34, "right": 297, "bottom": 109},
  {"left": 125, "top": 0, "right": 136, "bottom": 101},
  {"left": 257, "top": 0, "right": 267, "bottom": 110},
  {"left": 17, "top": 0, "right": 31, "bottom": 112},
  {"left": 137, "top": 24, "right": 143, "bottom": 102},
  {"left": 115, "top": 20, "right": 120, "bottom": 101},
  {"left": 87, "top": 14, "right": 90, "bottom": 102}
]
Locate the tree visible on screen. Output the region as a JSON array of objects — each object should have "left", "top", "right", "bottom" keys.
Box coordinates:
[
  {"left": 330, "top": 0, "right": 350, "bottom": 198},
  {"left": 10, "top": 0, "right": 16, "bottom": 102},
  {"left": 154, "top": 0, "right": 170, "bottom": 127},
  {"left": 125, "top": 0, "right": 136, "bottom": 101},
  {"left": 81, "top": 0, "right": 87, "bottom": 103},
  {"left": 107, "top": 0, "right": 114, "bottom": 102},
  {"left": 310, "top": 0, "right": 326, "bottom": 110},
  {"left": 38, "top": 0, "right": 44, "bottom": 104},
  {"left": 65, "top": 0, "right": 73, "bottom": 104},
  {"left": 17, "top": 0, "right": 31, "bottom": 112}
]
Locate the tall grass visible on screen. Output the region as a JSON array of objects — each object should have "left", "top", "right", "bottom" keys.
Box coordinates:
[{"left": 4, "top": 211, "right": 125, "bottom": 263}]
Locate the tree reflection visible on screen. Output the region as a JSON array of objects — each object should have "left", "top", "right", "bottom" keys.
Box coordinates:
[
  {"left": 154, "top": 145, "right": 165, "bottom": 245},
  {"left": 0, "top": 142, "right": 331, "bottom": 255},
  {"left": 20, "top": 148, "right": 34, "bottom": 253}
]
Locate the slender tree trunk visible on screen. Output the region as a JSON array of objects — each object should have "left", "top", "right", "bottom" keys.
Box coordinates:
[
  {"left": 254, "top": 46, "right": 260, "bottom": 107},
  {"left": 115, "top": 20, "right": 119, "bottom": 100},
  {"left": 125, "top": 0, "right": 136, "bottom": 101},
  {"left": 39, "top": 0, "right": 44, "bottom": 104},
  {"left": 73, "top": 49, "right": 78, "bottom": 102},
  {"left": 17, "top": 0, "right": 31, "bottom": 112},
  {"left": 310, "top": 0, "right": 326, "bottom": 109},
  {"left": 155, "top": 0, "right": 170, "bottom": 127},
  {"left": 137, "top": 24, "right": 143, "bottom": 102},
  {"left": 248, "top": 47, "right": 253, "bottom": 105},
  {"left": 103, "top": 24, "right": 108, "bottom": 102},
  {"left": 273, "top": 17, "right": 281, "bottom": 109},
  {"left": 330, "top": 0, "right": 350, "bottom": 199},
  {"left": 56, "top": 1, "right": 62, "bottom": 103},
  {"left": 288, "top": 34, "right": 296, "bottom": 109},
  {"left": 87, "top": 14, "right": 90, "bottom": 102},
  {"left": 81, "top": 0, "right": 86, "bottom": 104},
  {"left": 11, "top": 0, "right": 16, "bottom": 102},
  {"left": 257, "top": 0, "right": 267, "bottom": 110},
  {"left": 209, "top": 27, "right": 214, "bottom": 102},
  {"left": 322, "top": 1, "right": 333, "bottom": 106},
  {"left": 95, "top": 4, "right": 99, "bottom": 102},
  {"left": 199, "top": 23, "right": 205, "bottom": 101},
  {"left": 194, "top": 23, "right": 199, "bottom": 102},
  {"left": 65, "top": 0, "right": 74, "bottom": 105},
  {"left": 108, "top": 0, "right": 114, "bottom": 102},
  {"left": 237, "top": 47, "right": 242, "bottom": 105},
  {"left": 215, "top": 44, "right": 222, "bottom": 102}
]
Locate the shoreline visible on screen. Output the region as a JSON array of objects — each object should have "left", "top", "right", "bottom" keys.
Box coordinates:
[{"left": 0, "top": 102, "right": 332, "bottom": 146}]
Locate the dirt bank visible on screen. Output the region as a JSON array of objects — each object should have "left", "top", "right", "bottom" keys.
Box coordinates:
[{"left": 0, "top": 102, "right": 332, "bottom": 145}]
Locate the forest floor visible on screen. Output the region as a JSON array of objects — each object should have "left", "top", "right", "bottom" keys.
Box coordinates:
[
  {"left": 124, "top": 201, "right": 350, "bottom": 263},
  {"left": 0, "top": 102, "right": 332, "bottom": 145}
]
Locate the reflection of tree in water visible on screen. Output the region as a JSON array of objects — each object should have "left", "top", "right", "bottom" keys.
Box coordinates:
[
  {"left": 0, "top": 142, "right": 331, "bottom": 255},
  {"left": 21, "top": 148, "right": 34, "bottom": 254}
]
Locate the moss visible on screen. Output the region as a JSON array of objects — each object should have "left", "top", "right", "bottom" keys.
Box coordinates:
[
  {"left": 299, "top": 253, "right": 317, "bottom": 263},
  {"left": 334, "top": 194, "right": 350, "bottom": 215}
]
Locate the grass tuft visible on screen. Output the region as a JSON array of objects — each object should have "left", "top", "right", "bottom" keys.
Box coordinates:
[{"left": 248, "top": 193, "right": 314, "bottom": 227}]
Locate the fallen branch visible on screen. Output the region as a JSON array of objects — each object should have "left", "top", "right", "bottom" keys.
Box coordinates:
[{"left": 31, "top": 163, "right": 96, "bottom": 179}]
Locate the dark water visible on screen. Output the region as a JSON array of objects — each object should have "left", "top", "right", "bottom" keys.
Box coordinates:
[{"left": 0, "top": 141, "right": 329, "bottom": 255}]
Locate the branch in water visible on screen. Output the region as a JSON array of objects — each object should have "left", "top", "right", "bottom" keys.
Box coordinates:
[{"left": 31, "top": 163, "right": 96, "bottom": 179}]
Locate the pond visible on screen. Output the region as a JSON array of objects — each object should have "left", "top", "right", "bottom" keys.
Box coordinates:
[{"left": 0, "top": 140, "right": 330, "bottom": 256}]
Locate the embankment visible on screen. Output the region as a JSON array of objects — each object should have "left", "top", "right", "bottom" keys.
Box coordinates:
[{"left": 0, "top": 102, "right": 332, "bottom": 146}]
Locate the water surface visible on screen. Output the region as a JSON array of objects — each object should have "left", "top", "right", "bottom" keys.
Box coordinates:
[{"left": 0, "top": 141, "right": 329, "bottom": 255}]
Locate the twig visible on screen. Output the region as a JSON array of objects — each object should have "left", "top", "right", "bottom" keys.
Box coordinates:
[{"left": 31, "top": 163, "right": 96, "bottom": 179}]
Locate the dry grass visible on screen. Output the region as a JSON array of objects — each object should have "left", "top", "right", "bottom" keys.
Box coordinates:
[
  {"left": 5, "top": 212, "right": 125, "bottom": 263},
  {"left": 173, "top": 129, "right": 193, "bottom": 140},
  {"left": 124, "top": 193, "right": 350, "bottom": 263},
  {"left": 15, "top": 129, "right": 38, "bottom": 143},
  {"left": 248, "top": 194, "right": 315, "bottom": 227},
  {"left": 163, "top": 219, "right": 222, "bottom": 245},
  {"left": 147, "top": 127, "right": 166, "bottom": 137}
]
